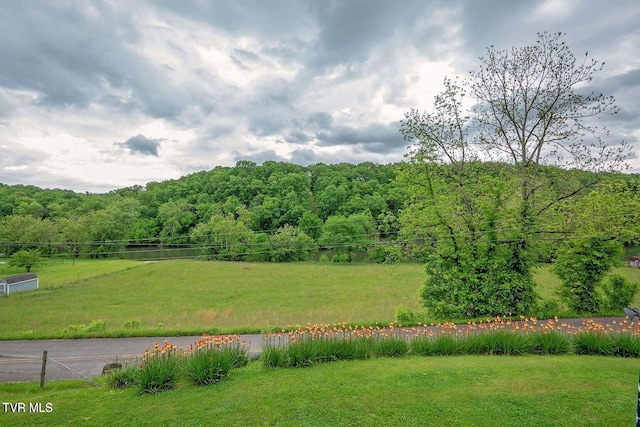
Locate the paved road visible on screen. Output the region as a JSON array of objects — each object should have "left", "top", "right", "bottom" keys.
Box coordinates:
[
  {"left": 0, "top": 317, "right": 627, "bottom": 384},
  {"left": 0, "top": 334, "right": 263, "bottom": 383}
]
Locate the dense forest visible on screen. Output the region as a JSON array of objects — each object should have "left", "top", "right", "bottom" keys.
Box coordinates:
[{"left": 1, "top": 160, "right": 639, "bottom": 265}]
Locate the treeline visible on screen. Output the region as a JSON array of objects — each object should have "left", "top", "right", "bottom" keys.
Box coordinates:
[
  {"left": 0, "top": 160, "right": 639, "bottom": 263},
  {"left": 0, "top": 161, "right": 406, "bottom": 262}
]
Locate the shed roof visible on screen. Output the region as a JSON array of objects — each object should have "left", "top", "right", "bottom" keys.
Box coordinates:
[
  {"left": 0, "top": 273, "right": 38, "bottom": 284},
  {"left": 629, "top": 256, "right": 640, "bottom": 261}
]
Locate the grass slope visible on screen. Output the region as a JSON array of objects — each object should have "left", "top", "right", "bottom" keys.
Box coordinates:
[
  {"left": 0, "top": 260, "right": 425, "bottom": 338},
  {"left": 0, "top": 356, "right": 637, "bottom": 426}
]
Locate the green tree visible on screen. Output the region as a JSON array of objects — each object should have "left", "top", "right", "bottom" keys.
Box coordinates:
[
  {"left": 9, "top": 249, "right": 45, "bottom": 272},
  {"left": 321, "top": 213, "right": 376, "bottom": 262},
  {"left": 552, "top": 238, "right": 620, "bottom": 314},
  {"left": 298, "top": 211, "right": 323, "bottom": 241},
  {"left": 192, "top": 214, "right": 255, "bottom": 261},
  {"left": 400, "top": 32, "right": 630, "bottom": 319},
  {"left": 158, "top": 200, "right": 195, "bottom": 243},
  {"left": 57, "top": 216, "right": 92, "bottom": 262},
  {"left": 601, "top": 275, "right": 638, "bottom": 312},
  {"left": 267, "top": 225, "right": 316, "bottom": 262}
]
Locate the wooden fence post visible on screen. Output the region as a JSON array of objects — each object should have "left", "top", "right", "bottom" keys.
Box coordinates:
[{"left": 40, "top": 351, "right": 47, "bottom": 389}]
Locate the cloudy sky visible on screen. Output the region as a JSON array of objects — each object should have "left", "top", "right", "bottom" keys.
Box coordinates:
[{"left": 1, "top": 0, "right": 639, "bottom": 192}]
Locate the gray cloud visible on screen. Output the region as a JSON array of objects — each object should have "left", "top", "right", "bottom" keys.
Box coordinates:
[
  {"left": 233, "top": 149, "right": 288, "bottom": 164},
  {"left": 115, "top": 135, "right": 161, "bottom": 156},
  {"left": 316, "top": 121, "right": 404, "bottom": 154},
  {"left": 0, "top": 1, "right": 638, "bottom": 191},
  {"left": 290, "top": 148, "right": 317, "bottom": 165}
]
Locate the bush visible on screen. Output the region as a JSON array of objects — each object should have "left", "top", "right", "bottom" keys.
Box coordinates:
[
  {"left": 553, "top": 238, "right": 620, "bottom": 314},
  {"left": 367, "top": 244, "right": 403, "bottom": 264},
  {"left": 86, "top": 319, "right": 106, "bottom": 332},
  {"left": 601, "top": 274, "right": 639, "bottom": 312},
  {"left": 536, "top": 299, "right": 561, "bottom": 319},
  {"left": 332, "top": 253, "right": 352, "bottom": 263}
]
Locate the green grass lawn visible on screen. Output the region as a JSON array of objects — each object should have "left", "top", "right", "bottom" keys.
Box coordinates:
[
  {"left": 1, "top": 259, "right": 640, "bottom": 339},
  {"left": 0, "top": 356, "right": 637, "bottom": 426}
]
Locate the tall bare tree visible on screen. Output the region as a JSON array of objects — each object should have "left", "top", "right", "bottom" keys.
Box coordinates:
[{"left": 400, "top": 32, "right": 631, "bottom": 318}]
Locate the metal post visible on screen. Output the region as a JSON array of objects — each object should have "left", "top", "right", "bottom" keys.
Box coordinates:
[
  {"left": 40, "top": 351, "right": 47, "bottom": 389},
  {"left": 636, "top": 370, "right": 640, "bottom": 427}
]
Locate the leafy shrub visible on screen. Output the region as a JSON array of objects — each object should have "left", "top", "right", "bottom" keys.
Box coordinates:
[
  {"left": 86, "top": 319, "right": 106, "bottom": 332},
  {"left": 420, "top": 245, "right": 536, "bottom": 319},
  {"left": 367, "top": 244, "right": 403, "bottom": 264},
  {"left": 394, "top": 306, "right": 431, "bottom": 325},
  {"left": 601, "top": 274, "right": 639, "bottom": 311},
  {"left": 553, "top": 238, "right": 620, "bottom": 314},
  {"left": 332, "top": 253, "right": 352, "bottom": 263},
  {"left": 536, "top": 299, "right": 561, "bottom": 319},
  {"left": 395, "top": 306, "right": 416, "bottom": 324}
]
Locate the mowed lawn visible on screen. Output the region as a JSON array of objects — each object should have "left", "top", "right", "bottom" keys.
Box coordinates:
[
  {"left": 0, "top": 260, "right": 426, "bottom": 338},
  {"left": 1, "top": 259, "right": 640, "bottom": 339},
  {"left": 0, "top": 356, "right": 637, "bottom": 426}
]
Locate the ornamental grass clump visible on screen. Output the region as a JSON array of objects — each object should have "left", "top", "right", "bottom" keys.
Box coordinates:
[
  {"left": 182, "top": 334, "right": 249, "bottom": 384},
  {"left": 264, "top": 317, "right": 640, "bottom": 370},
  {"left": 116, "top": 334, "right": 250, "bottom": 393},
  {"left": 183, "top": 348, "right": 233, "bottom": 386},
  {"left": 262, "top": 323, "right": 385, "bottom": 368},
  {"left": 372, "top": 336, "right": 408, "bottom": 357},
  {"left": 573, "top": 332, "right": 614, "bottom": 356},
  {"left": 138, "top": 341, "right": 180, "bottom": 395},
  {"left": 105, "top": 363, "right": 138, "bottom": 389},
  {"left": 528, "top": 332, "right": 572, "bottom": 355},
  {"left": 611, "top": 335, "right": 640, "bottom": 357}
]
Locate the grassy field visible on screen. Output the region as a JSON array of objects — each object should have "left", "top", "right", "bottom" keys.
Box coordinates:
[
  {"left": 0, "top": 259, "right": 426, "bottom": 338},
  {"left": 0, "top": 356, "right": 637, "bottom": 426},
  {"left": 1, "top": 259, "right": 640, "bottom": 339}
]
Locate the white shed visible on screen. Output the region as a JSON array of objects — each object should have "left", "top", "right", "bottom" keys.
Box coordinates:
[{"left": 0, "top": 273, "right": 39, "bottom": 296}]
